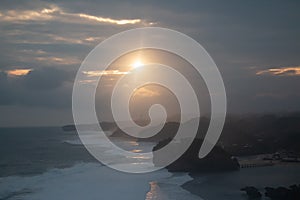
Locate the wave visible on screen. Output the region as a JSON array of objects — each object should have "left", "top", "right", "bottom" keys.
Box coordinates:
[{"left": 0, "top": 162, "right": 202, "bottom": 200}]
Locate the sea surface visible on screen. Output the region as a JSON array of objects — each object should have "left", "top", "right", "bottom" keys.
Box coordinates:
[{"left": 0, "top": 127, "right": 299, "bottom": 200}]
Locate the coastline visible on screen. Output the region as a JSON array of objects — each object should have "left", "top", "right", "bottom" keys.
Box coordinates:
[{"left": 182, "top": 164, "right": 300, "bottom": 200}]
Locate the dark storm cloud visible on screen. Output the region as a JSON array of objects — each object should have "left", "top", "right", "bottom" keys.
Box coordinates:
[
  {"left": 0, "top": 67, "right": 72, "bottom": 108},
  {"left": 23, "top": 67, "right": 69, "bottom": 90},
  {"left": 225, "top": 71, "right": 300, "bottom": 113}
]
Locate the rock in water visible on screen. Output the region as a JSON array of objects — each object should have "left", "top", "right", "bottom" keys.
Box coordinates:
[
  {"left": 241, "top": 186, "right": 262, "bottom": 199},
  {"left": 265, "top": 185, "right": 300, "bottom": 200}
]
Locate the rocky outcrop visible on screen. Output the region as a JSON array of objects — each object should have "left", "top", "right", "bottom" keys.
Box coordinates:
[
  {"left": 265, "top": 185, "right": 300, "bottom": 200},
  {"left": 240, "top": 185, "right": 300, "bottom": 200},
  {"left": 240, "top": 186, "right": 262, "bottom": 199}
]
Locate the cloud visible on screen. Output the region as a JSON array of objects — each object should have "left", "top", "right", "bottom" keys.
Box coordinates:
[
  {"left": 78, "top": 13, "right": 141, "bottom": 25},
  {"left": 82, "top": 70, "right": 130, "bottom": 77},
  {"left": 133, "top": 87, "right": 160, "bottom": 97},
  {"left": 0, "top": 67, "right": 72, "bottom": 107},
  {"left": 20, "top": 49, "right": 47, "bottom": 55},
  {"left": 0, "top": 5, "right": 58, "bottom": 21},
  {"left": 35, "top": 56, "right": 80, "bottom": 66},
  {"left": 0, "top": 4, "right": 148, "bottom": 26},
  {"left": 0, "top": 68, "right": 72, "bottom": 109},
  {"left": 79, "top": 70, "right": 130, "bottom": 85},
  {"left": 1, "top": 0, "right": 300, "bottom": 126},
  {"left": 4, "top": 29, "right": 106, "bottom": 46},
  {"left": 78, "top": 79, "right": 97, "bottom": 85},
  {"left": 11, "top": 48, "right": 82, "bottom": 67},
  {"left": 256, "top": 66, "right": 300, "bottom": 76},
  {"left": 5, "top": 69, "right": 32, "bottom": 76},
  {"left": 24, "top": 67, "right": 70, "bottom": 90}
]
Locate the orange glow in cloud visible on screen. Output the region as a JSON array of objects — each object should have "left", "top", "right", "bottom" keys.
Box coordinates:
[
  {"left": 256, "top": 66, "right": 300, "bottom": 76},
  {"left": 6, "top": 69, "right": 32, "bottom": 76},
  {"left": 133, "top": 87, "right": 160, "bottom": 97}
]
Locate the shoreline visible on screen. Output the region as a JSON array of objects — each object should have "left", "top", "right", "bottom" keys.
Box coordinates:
[
  {"left": 0, "top": 162, "right": 166, "bottom": 200},
  {"left": 181, "top": 164, "right": 300, "bottom": 200}
]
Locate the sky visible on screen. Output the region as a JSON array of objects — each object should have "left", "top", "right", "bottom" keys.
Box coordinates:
[{"left": 0, "top": 0, "right": 300, "bottom": 127}]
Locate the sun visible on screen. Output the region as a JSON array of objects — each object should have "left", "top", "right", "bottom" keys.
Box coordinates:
[{"left": 131, "top": 60, "right": 144, "bottom": 69}]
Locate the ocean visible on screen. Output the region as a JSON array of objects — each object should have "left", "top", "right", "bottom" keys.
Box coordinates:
[{"left": 0, "top": 127, "right": 299, "bottom": 200}]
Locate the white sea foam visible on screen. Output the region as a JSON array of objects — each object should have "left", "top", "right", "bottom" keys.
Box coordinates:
[
  {"left": 0, "top": 163, "right": 201, "bottom": 200},
  {"left": 0, "top": 163, "right": 155, "bottom": 200},
  {"left": 63, "top": 131, "right": 156, "bottom": 169},
  {"left": 0, "top": 130, "right": 202, "bottom": 200}
]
